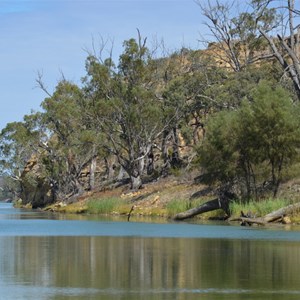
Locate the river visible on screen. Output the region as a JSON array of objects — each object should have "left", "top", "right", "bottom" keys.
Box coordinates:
[{"left": 0, "top": 202, "right": 300, "bottom": 299}]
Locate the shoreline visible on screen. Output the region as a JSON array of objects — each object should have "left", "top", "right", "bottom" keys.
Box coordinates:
[{"left": 14, "top": 175, "right": 300, "bottom": 226}]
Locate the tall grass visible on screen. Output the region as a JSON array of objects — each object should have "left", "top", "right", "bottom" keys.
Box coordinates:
[
  {"left": 165, "top": 199, "right": 191, "bottom": 217},
  {"left": 87, "top": 197, "right": 122, "bottom": 214},
  {"left": 230, "top": 198, "right": 290, "bottom": 217}
]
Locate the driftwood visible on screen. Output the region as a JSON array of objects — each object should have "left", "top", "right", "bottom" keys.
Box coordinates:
[
  {"left": 229, "top": 216, "right": 266, "bottom": 226},
  {"left": 229, "top": 202, "right": 300, "bottom": 225}
]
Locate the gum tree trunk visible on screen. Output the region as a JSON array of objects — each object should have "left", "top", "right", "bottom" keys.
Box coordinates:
[
  {"left": 130, "top": 173, "right": 142, "bottom": 190},
  {"left": 89, "top": 157, "right": 97, "bottom": 190}
]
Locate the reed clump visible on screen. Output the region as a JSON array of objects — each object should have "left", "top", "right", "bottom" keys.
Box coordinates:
[{"left": 87, "top": 197, "right": 124, "bottom": 214}]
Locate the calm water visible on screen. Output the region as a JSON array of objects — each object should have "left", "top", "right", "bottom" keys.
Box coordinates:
[{"left": 0, "top": 203, "right": 300, "bottom": 299}]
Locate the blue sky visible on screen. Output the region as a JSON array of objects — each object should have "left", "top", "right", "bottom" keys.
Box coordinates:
[{"left": 0, "top": 0, "right": 205, "bottom": 131}]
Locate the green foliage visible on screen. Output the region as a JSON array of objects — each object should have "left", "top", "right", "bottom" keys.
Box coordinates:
[
  {"left": 197, "top": 110, "right": 239, "bottom": 184},
  {"left": 83, "top": 36, "right": 173, "bottom": 189},
  {"left": 2, "top": 27, "right": 299, "bottom": 206},
  {"left": 40, "top": 80, "right": 105, "bottom": 197},
  {"left": 198, "top": 82, "right": 300, "bottom": 199},
  {"left": 0, "top": 113, "right": 45, "bottom": 198},
  {"left": 41, "top": 81, "right": 84, "bottom": 143},
  {"left": 214, "top": 67, "right": 278, "bottom": 108},
  {"left": 0, "top": 176, "right": 13, "bottom": 200}
]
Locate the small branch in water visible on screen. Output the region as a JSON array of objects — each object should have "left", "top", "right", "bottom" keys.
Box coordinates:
[
  {"left": 127, "top": 205, "right": 135, "bottom": 222},
  {"left": 229, "top": 216, "right": 266, "bottom": 226}
]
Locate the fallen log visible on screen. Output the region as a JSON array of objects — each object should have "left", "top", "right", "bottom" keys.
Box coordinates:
[
  {"left": 173, "top": 198, "right": 223, "bottom": 220},
  {"left": 173, "top": 189, "right": 235, "bottom": 221},
  {"left": 174, "top": 196, "right": 300, "bottom": 224},
  {"left": 263, "top": 202, "right": 300, "bottom": 222},
  {"left": 229, "top": 202, "right": 300, "bottom": 225}
]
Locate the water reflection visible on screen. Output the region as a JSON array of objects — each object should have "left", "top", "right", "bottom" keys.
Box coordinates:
[
  {"left": 1, "top": 202, "right": 300, "bottom": 299},
  {"left": 1, "top": 235, "right": 300, "bottom": 300}
]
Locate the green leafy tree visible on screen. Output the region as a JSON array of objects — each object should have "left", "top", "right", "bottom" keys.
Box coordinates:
[
  {"left": 159, "top": 49, "right": 228, "bottom": 173},
  {"left": 83, "top": 36, "right": 176, "bottom": 190},
  {"left": 0, "top": 113, "right": 44, "bottom": 199},
  {"left": 243, "top": 83, "right": 300, "bottom": 196},
  {"left": 197, "top": 110, "right": 238, "bottom": 187},
  {"left": 198, "top": 82, "right": 300, "bottom": 199},
  {"left": 40, "top": 80, "right": 103, "bottom": 199}
]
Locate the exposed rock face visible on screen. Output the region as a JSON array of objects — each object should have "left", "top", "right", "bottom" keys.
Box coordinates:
[
  {"left": 20, "top": 156, "right": 55, "bottom": 209},
  {"left": 20, "top": 155, "right": 106, "bottom": 208}
]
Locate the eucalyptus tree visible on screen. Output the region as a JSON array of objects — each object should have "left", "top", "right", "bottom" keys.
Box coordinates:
[
  {"left": 156, "top": 49, "right": 196, "bottom": 171},
  {"left": 0, "top": 112, "right": 45, "bottom": 199},
  {"left": 159, "top": 49, "right": 227, "bottom": 171},
  {"left": 83, "top": 36, "right": 177, "bottom": 190},
  {"left": 40, "top": 80, "right": 103, "bottom": 199}
]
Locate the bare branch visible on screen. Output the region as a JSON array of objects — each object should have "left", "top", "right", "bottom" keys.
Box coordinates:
[{"left": 35, "top": 70, "right": 52, "bottom": 97}]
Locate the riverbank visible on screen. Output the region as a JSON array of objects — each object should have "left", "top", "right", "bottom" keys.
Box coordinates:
[
  {"left": 43, "top": 175, "right": 215, "bottom": 218},
  {"left": 31, "top": 173, "right": 300, "bottom": 224}
]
